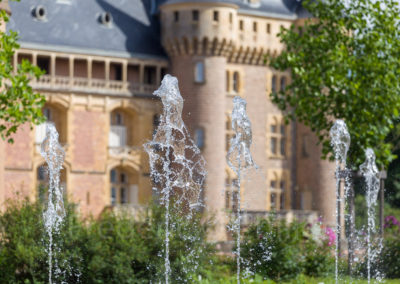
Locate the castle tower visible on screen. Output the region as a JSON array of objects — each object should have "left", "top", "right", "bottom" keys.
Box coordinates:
[
  {"left": 295, "top": 123, "right": 336, "bottom": 227},
  {"left": 159, "top": 1, "right": 238, "bottom": 241}
]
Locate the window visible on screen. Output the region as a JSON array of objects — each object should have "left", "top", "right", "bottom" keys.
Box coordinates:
[
  {"left": 253, "top": 22, "right": 257, "bottom": 32},
  {"left": 110, "top": 111, "right": 127, "bottom": 148},
  {"left": 37, "top": 164, "right": 67, "bottom": 203},
  {"left": 269, "top": 118, "right": 288, "bottom": 158},
  {"left": 43, "top": 107, "right": 51, "bottom": 121},
  {"left": 233, "top": 71, "right": 240, "bottom": 93},
  {"left": 302, "top": 134, "right": 310, "bottom": 158},
  {"left": 110, "top": 168, "right": 130, "bottom": 205},
  {"left": 269, "top": 171, "right": 288, "bottom": 211},
  {"left": 225, "top": 177, "right": 239, "bottom": 211},
  {"left": 266, "top": 23, "right": 271, "bottom": 34},
  {"left": 194, "top": 61, "right": 205, "bottom": 83},
  {"left": 194, "top": 127, "right": 205, "bottom": 149},
  {"left": 226, "top": 115, "right": 234, "bottom": 151},
  {"left": 226, "top": 71, "right": 230, "bottom": 92},
  {"left": 112, "top": 112, "right": 123, "bottom": 126},
  {"left": 192, "top": 10, "right": 199, "bottom": 21},
  {"left": 153, "top": 114, "right": 160, "bottom": 135},
  {"left": 174, "top": 11, "right": 179, "bottom": 22},
  {"left": 239, "top": 20, "right": 244, "bottom": 31},
  {"left": 213, "top": 11, "right": 219, "bottom": 22},
  {"left": 229, "top": 13, "right": 233, "bottom": 23},
  {"left": 271, "top": 75, "right": 277, "bottom": 92},
  {"left": 280, "top": 76, "right": 286, "bottom": 91}
]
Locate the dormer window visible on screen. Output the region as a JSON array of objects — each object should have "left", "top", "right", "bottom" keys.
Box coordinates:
[
  {"left": 100, "top": 12, "right": 113, "bottom": 27},
  {"left": 32, "top": 6, "right": 47, "bottom": 21}
]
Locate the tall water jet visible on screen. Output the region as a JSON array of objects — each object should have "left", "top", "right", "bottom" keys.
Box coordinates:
[
  {"left": 144, "top": 75, "right": 206, "bottom": 283},
  {"left": 360, "top": 148, "right": 382, "bottom": 283},
  {"left": 330, "top": 119, "right": 350, "bottom": 284},
  {"left": 227, "top": 96, "right": 257, "bottom": 284},
  {"left": 40, "top": 123, "right": 66, "bottom": 284}
]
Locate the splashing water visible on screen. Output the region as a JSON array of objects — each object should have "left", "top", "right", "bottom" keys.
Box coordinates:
[
  {"left": 40, "top": 123, "right": 66, "bottom": 284},
  {"left": 227, "top": 96, "right": 257, "bottom": 284},
  {"left": 144, "top": 75, "right": 206, "bottom": 283},
  {"left": 330, "top": 119, "right": 350, "bottom": 284},
  {"left": 360, "top": 148, "right": 382, "bottom": 283}
]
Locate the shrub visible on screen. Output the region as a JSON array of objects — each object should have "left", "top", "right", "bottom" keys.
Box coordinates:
[
  {"left": 240, "top": 218, "right": 335, "bottom": 281},
  {"left": 0, "top": 198, "right": 213, "bottom": 283},
  {"left": 0, "top": 199, "right": 86, "bottom": 283}
]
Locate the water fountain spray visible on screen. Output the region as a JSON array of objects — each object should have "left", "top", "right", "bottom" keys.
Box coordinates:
[
  {"left": 360, "top": 148, "right": 382, "bottom": 283},
  {"left": 330, "top": 119, "right": 350, "bottom": 284},
  {"left": 40, "top": 123, "right": 66, "bottom": 284},
  {"left": 144, "top": 75, "right": 206, "bottom": 283},
  {"left": 227, "top": 96, "right": 257, "bottom": 284}
]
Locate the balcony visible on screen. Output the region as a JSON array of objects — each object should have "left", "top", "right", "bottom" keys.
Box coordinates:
[
  {"left": 31, "top": 75, "right": 158, "bottom": 96},
  {"left": 240, "top": 210, "right": 318, "bottom": 227}
]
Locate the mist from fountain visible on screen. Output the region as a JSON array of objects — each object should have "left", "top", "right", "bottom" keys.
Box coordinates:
[
  {"left": 330, "top": 119, "right": 351, "bottom": 284},
  {"left": 227, "top": 96, "right": 257, "bottom": 284},
  {"left": 40, "top": 123, "right": 66, "bottom": 284},
  {"left": 360, "top": 148, "right": 383, "bottom": 283},
  {"left": 144, "top": 74, "right": 206, "bottom": 283}
]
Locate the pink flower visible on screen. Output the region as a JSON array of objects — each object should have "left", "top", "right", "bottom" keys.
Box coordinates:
[{"left": 325, "top": 227, "right": 336, "bottom": 246}]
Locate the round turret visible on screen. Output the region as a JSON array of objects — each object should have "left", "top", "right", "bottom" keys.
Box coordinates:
[
  {"left": 160, "top": 1, "right": 239, "bottom": 241},
  {"left": 160, "top": 1, "right": 238, "bottom": 57}
]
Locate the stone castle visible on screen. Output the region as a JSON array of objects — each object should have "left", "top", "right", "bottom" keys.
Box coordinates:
[{"left": 0, "top": 0, "right": 335, "bottom": 241}]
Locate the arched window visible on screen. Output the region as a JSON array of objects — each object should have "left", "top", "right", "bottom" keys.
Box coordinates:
[
  {"left": 233, "top": 71, "right": 240, "bottom": 93},
  {"left": 280, "top": 76, "right": 286, "bottom": 91},
  {"left": 109, "top": 110, "right": 127, "bottom": 148},
  {"left": 194, "top": 61, "right": 205, "bottom": 83},
  {"left": 35, "top": 104, "right": 67, "bottom": 150},
  {"left": 271, "top": 75, "right": 277, "bottom": 92}
]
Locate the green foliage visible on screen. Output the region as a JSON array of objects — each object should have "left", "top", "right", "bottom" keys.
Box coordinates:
[
  {"left": 0, "top": 199, "right": 213, "bottom": 283},
  {"left": 377, "top": 237, "right": 400, "bottom": 279},
  {"left": 269, "top": 0, "right": 400, "bottom": 168},
  {"left": 241, "top": 218, "right": 334, "bottom": 281},
  {"left": 0, "top": 1, "right": 45, "bottom": 143}
]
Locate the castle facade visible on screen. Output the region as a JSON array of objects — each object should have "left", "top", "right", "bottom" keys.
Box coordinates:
[{"left": 0, "top": 0, "right": 335, "bottom": 241}]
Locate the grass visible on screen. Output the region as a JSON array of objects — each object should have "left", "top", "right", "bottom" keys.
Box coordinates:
[{"left": 198, "top": 275, "right": 400, "bottom": 283}]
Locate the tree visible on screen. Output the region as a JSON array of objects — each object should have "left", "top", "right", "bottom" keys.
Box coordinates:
[
  {"left": 269, "top": 0, "right": 400, "bottom": 169},
  {"left": 0, "top": 0, "right": 44, "bottom": 143}
]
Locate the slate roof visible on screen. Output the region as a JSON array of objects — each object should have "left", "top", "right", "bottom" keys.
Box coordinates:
[
  {"left": 162, "top": 0, "right": 304, "bottom": 19},
  {"left": 7, "top": 0, "right": 305, "bottom": 58},
  {"left": 7, "top": 0, "right": 167, "bottom": 59}
]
